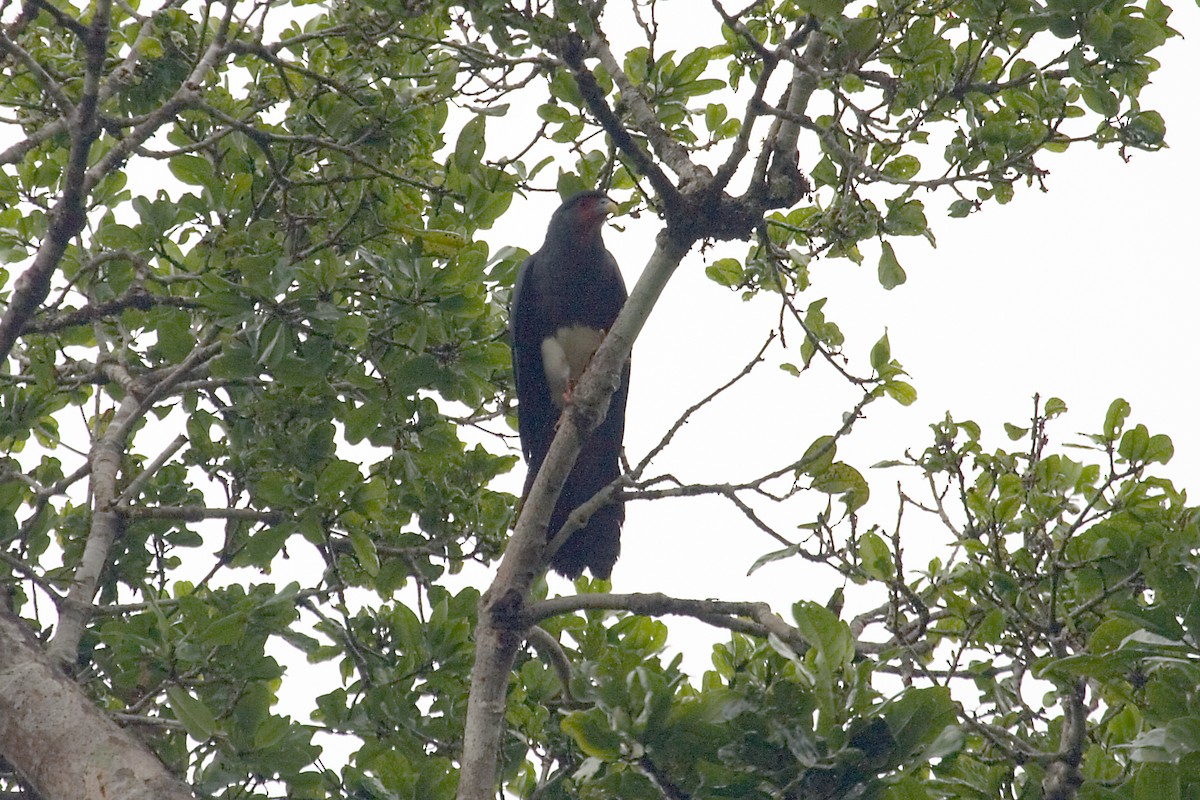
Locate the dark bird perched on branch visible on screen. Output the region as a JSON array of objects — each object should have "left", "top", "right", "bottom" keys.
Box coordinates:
[{"left": 510, "top": 191, "right": 629, "bottom": 579}]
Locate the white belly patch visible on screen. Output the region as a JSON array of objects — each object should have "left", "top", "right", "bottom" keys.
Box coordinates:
[{"left": 541, "top": 325, "right": 606, "bottom": 409}]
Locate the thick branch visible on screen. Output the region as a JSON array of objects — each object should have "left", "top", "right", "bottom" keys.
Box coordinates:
[
  {"left": 118, "top": 505, "right": 282, "bottom": 523},
  {"left": 0, "top": 608, "right": 196, "bottom": 800}
]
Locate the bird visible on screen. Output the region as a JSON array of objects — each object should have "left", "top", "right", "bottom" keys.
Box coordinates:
[{"left": 509, "top": 191, "right": 629, "bottom": 579}]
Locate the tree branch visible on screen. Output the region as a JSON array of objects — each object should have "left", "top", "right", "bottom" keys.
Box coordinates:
[
  {"left": 0, "top": 607, "right": 196, "bottom": 800},
  {"left": 525, "top": 625, "right": 578, "bottom": 705},
  {"left": 581, "top": 23, "right": 711, "bottom": 191},
  {"left": 49, "top": 338, "right": 219, "bottom": 663},
  {"left": 633, "top": 332, "right": 775, "bottom": 475},
  {"left": 457, "top": 228, "right": 695, "bottom": 800},
  {"left": 0, "top": 0, "right": 112, "bottom": 365},
  {"left": 530, "top": 591, "right": 807, "bottom": 652}
]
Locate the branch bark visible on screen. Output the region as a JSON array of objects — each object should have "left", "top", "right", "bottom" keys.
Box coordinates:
[
  {"left": 457, "top": 14, "right": 846, "bottom": 798},
  {"left": 49, "top": 340, "right": 219, "bottom": 664},
  {"left": 0, "top": 608, "right": 195, "bottom": 800},
  {"left": 531, "top": 591, "right": 809, "bottom": 652},
  {"left": 456, "top": 230, "right": 694, "bottom": 800}
]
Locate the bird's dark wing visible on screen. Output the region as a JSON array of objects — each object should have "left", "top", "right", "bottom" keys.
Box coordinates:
[{"left": 510, "top": 250, "right": 557, "bottom": 479}]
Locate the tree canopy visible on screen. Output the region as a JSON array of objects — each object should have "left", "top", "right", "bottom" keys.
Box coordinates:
[{"left": 0, "top": 1, "right": 1194, "bottom": 799}]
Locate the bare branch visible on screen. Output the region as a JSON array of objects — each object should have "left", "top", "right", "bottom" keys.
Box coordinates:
[
  {"left": 114, "top": 435, "right": 188, "bottom": 505},
  {"left": 581, "top": 20, "right": 708, "bottom": 192},
  {"left": 22, "top": 286, "right": 201, "bottom": 336},
  {"left": 558, "top": 36, "right": 683, "bottom": 204},
  {"left": 634, "top": 332, "right": 775, "bottom": 475},
  {"left": 530, "top": 591, "right": 808, "bottom": 652},
  {"left": 525, "top": 625, "right": 578, "bottom": 705},
  {"left": 49, "top": 337, "right": 220, "bottom": 663}
]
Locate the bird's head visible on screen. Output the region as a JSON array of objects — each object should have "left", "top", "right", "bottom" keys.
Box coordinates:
[{"left": 549, "top": 191, "right": 618, "bottom": 242}]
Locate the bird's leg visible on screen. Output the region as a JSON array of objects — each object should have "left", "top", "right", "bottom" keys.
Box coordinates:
[
  {"left": 550, "top": 326, "right": 608, "bottom": 425},
  {"left": 563, "top": 328, "right": 607, "bottom": 406},
  {"left": 551, "top": 385, "right": 574, "bottom": 432}
]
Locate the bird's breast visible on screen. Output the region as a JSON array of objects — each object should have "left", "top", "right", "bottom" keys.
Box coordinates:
[{"left": 540, "top": 325, "right": 607, "bottom": 409}]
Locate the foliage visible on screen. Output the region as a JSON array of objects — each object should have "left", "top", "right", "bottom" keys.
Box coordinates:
[
  {"left": 0, "top": 0, "right": 1187, "bottom": 798},
  {"left": 863, "top": 398, "right": 1200, "bottom": 799}
]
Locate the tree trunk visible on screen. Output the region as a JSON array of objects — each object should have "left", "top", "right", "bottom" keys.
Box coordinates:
[{"left": 0, "top": 609, "right": 195, "bottom": 800}]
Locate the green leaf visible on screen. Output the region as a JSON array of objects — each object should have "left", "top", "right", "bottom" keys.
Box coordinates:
[
  {"left": 798, "top": 0, "right": 847, "bottom": 20},
  {"left": 537, "top": 103, "right": 571, "bottom": 123},
  {"left": 1135, "top": 763, "right": 1180, "bottom": 800},
  {"left": 883, "top": 155, "right": 921, "bottom": 180},
  {"left": 859, "top": 530, "right": 894, "bottom": 580},
  {"left": 884, "top": 381, "right": 917, "bottom": 406},
  {"left": 811, "top": 155, "right": 839, "bottom": 187},
  {"left": 878, "top": 687, "right": 958, "bottom": 766},
  {"left": 1004, "top": 423, "right": 1028, "bottom": 441},
  {"left": 705, "top": 257, "right": 743, "bottom": 288},
  {"left": 704, "top": 103, "right": 728, "bottom": 132},
  {"left": 317, "top": 459, "right": 362, "bottom": 500},
  {"left": 799, "top": 435, "right": 837, "bottom": 477},
  {"left": 349, "top": 528, "right": 380, "bottom": 577},
  {"left": 394, "top": 354, "right": 441, "bottom": 392},
  {"left": 884, "top": 199, "right": 928, "bottom": 237},
  {"left": 1044, "top": 397, "right": 1068, "bottom": 417},
  {"left": 1118, "top": 424, "right": 1151, "bottom": 462},
  {"left": 167, "top": 686, "right": 219, "bottom": 740},
  {"left": 878, "top": 242, "right": 906, "bottom": 289},
  {"left": 1090, "top": 617, "right": 1142, "bottom": 652},
  {"left": 881, "top": 775, "right": 934, "bottom": 800},
  {"left": 168, "top": 154, "right": 215, "bottom": 188},
  {"left": 210, "top": 341, "right": 257, "bottom": 379},
  {"left": 1144, "top": 433, "right": 1175, "bottom": 465},
  {"left": 274, "top": 355, "right": 320, "bottom": 387},
  {"left": 1082, "top": 85, "right": 1120, "bottom": 116},
  {"left": 343, "top": 401, "right": 383, "bottom": 445},
  {"left": 791, "top": 600, "right": 855, "bottom": 669},
  {"left": 673, "top": 47, "right": 711, "bottom": 84},
  {"left": 203, "top": 611, "right": 248, "bottom": 647},
  {"left": 870, "top": 331, "right": 891, "bottom": 371},
  {"left": 948, "top": 199, "right": 975, "bottom": 218},
  {"left": 561, "top": 709, "right": 622, "bottom": 760},
  {"left": 154, "top": 310, "right": 195, "bottom": 363},
  {"left": 454, "top": 115, "right": 486, "bottom": 169},
  {"left": 811, "top": 462, "right": 870, "bottom": 513},
  {"left": 624, "top": 46, "right": 650, "bottom": 84},
  {"left": 1125, "top": 110, "right": 1166, "bottom": 147},
  {"left": 1104, "top": 398, "right": 1132, "bottom": 440},
  {"left": 94, "top": 223, "right": 141, "bottom": 249}
]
